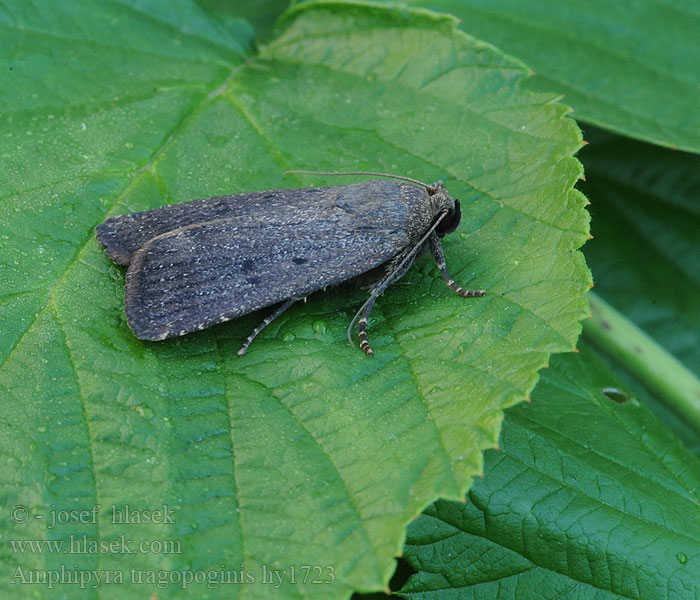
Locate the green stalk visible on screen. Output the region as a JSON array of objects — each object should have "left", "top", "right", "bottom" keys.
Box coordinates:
[{"left": 583, "top": 292, "right": 700, "bottom": 433}]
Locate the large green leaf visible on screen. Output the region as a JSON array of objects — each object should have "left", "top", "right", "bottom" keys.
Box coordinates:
[
  {"left": 0, "top": 1, "right": 590, "bottom": 597},
  {"left": 581, "top": 128, "right": 700, "bottom": 376},
  {"left": 400, "top": 344, "right": 700, "bottom": 599},
  {"left": 378, "top": 0, "right": 700, "bottom": 153},
  {"left": 578, "top": 127, "right": 700, "bottom": 454}
]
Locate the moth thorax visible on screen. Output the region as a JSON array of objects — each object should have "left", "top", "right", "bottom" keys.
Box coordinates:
[{"left": 428, "top": 185, "right": 454, "bottom": 213}]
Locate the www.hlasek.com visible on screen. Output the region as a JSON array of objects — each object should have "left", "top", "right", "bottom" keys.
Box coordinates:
[{"left": 11, "top": 534, "right": 180, "bottom": 556}]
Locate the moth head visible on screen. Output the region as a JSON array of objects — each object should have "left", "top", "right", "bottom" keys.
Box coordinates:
[
  {"left": 436, "top": 199, "right": 461, "bottom": 237},
  {"left": 428, "top": 183, "right": 461, "bottom": 238}
]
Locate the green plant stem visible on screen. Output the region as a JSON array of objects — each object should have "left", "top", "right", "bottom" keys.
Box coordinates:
[{"left": 583, "top": 292, "right": 700, "bottom": 433}]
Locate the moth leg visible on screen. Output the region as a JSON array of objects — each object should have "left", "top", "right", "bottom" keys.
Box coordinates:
[
  {"left": 356, "top": 295, "right": 379, "bottom": 357},
  {"left": 237, "top": 298, "right": 297, "bottom": 356},
  {"left": 349, "top": 249, "right": 420, "bottom": 357},
  {"left": 429, "top": 233, "right": 485, "bottom": 298}
]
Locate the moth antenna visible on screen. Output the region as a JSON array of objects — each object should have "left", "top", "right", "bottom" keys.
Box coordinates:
[{"left": 286, "top": 170, "right": 432, "bottom": 189}]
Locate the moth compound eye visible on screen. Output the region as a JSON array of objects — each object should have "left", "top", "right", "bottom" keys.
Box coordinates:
[{"left": 436, "top": 199, "right": 461, "bottom": 237}]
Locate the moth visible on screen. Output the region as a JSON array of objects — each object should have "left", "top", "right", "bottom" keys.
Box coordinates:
[{"left": 95, "top": 171, "right": 485, "bottom": 356}]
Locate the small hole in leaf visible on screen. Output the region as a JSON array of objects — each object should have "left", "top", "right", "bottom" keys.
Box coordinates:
[{"left": 602, "top": 387, "right": 629, "bottom": 403}]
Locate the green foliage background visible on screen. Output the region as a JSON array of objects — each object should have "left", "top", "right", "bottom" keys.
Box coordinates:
[{"left": 1, "top": 1, "right": 698, "bottom": 599}]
